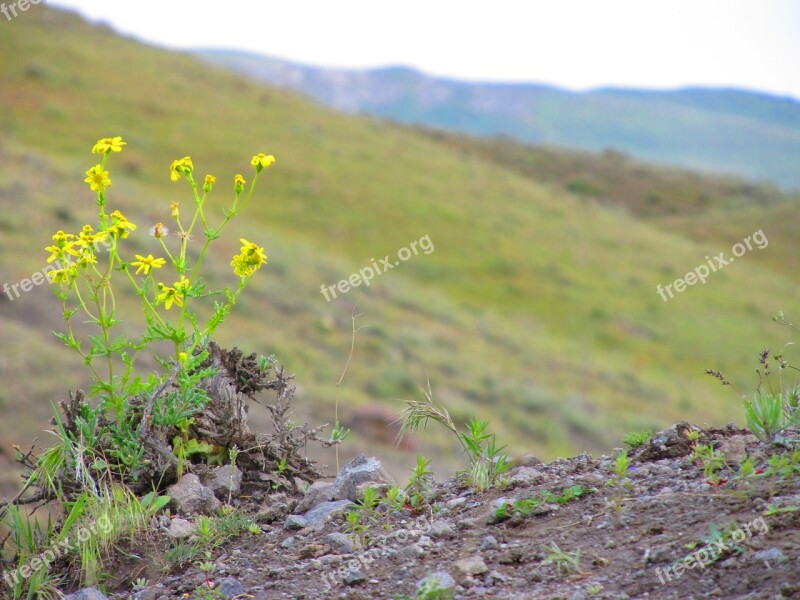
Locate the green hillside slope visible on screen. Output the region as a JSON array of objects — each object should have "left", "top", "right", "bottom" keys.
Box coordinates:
[{"left": 0, "top": 6, "right": 797, "bottom": 496}]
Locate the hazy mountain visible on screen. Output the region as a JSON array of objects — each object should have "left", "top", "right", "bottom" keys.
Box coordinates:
[{"left": 195, "top": 50, "right": 800, "bottom": 189}]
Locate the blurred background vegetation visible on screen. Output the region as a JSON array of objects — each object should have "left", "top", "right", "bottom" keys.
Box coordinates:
[{"left": 1, "top": 6, "right": 799, "bottom": 496}]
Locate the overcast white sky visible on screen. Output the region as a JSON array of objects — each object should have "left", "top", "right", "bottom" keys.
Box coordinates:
[{"left": 50, "top": 0, "right": 800, "bottom": 99}]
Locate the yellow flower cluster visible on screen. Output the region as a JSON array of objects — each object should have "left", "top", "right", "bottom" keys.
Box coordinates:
[
  {"left": 170, "top": 156, "right": 194, "bottom": 182},
  {"left": 92, "top": 136, "right": 126, "bottom": 155},
  {"left": 156, "top": 276, "right": 190, "bottom": 310},
  {"left": 251, "top": 153, "right": 276, "bottom": 173},
  {"left": 230, "top": 238, "right": 267, "bottom": 278}
]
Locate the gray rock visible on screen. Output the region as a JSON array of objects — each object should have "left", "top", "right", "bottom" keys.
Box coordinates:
[
  {"left": 510, "top": 467, "right": 545, "bottom": 486},
  {"left": 280, "top": 535, "right": 298, "bottom": 549},
  {"left": 167, "top": 474, "right": 221, "bottom": 515},
  {"left": 217, "top": 577, "right": 246, "bottom": 598},
  {"left": 754, "top": 548, "right": 788, "bottom": 563},
  {"left": 166, "top": 517, "right": 197, "bottom": 539},
  {"left": 289, "top": 499, "right": 353, "bottom": 530},
  {"left": 480, "top": 535, "right": 499, "bottom": 550},
  {"left": 718, "top": 435, "right": 751, "bottom": 463},
  {"left": 296, "top": 481, "right": 335, "bottom": 513},
  {"left": 203, "top": 465, "right": 243, "bottom": 499},
  {"left": 429, "top": 520, "right": 457, "bottom": 540},
  {"left": 331, "top": 454, "right": 395, "bottom": 502},
  {"left": 325, "top": 532, "right": 356, "bottom": 554},
  {"left": 456, "top": 555, "right": 489, "bottom": 575},
  {"left": 285, "top": 515, "right": 308, "bottom": 530},
  {"left": 63, "top": 589, "right": 109, "bottom": 600},
  {"left": 417, "top": 571, "right": 456, "bottom": 598},
  {"left": 446, "top": 497, "right": 467, "bottom": 510},
  {"left": 344, "top": 569, "right": 366, "bottom": 585}
]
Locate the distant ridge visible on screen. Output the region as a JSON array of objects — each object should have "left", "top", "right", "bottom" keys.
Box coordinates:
[{"left": 195, "top": 49, "right": 800, "bottom": 189}]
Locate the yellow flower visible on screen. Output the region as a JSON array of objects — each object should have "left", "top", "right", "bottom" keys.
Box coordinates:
[
  {"left": 108, "top": 210, "right": 137, "bottom": 238},
  {"left": 76, "top": 224, "right": 108, "bottom": 250},
  {"left": 234, "top": 173, "right": 246, "bottom": 194},
  {"left": 84, "top": 165, "right": 111, "bottom": 192},
  {"left": 231, "top": 238, "right": 267, "bottom": 277},
  {"left": 173, "top": 276, "right": 191, "bottom": 296},
  {"left": 170, "top": 156, "right": 193, "bottom": 182},
  {"left": 44, "top": 230, "right": 79, "bottom": 263},
  {"left": 204, "top": 174, "right": 216, "bottom": 193},
  {"left": 251, "top": 153, "right": 276, "bottom": 173},
  {"left": 149, "top": 223, "right": 169, "bottom": 238},
  {"left": 178, "top": 351, "right": 188, "bottom": 364},
  {"left": 76, "top": 251, "right": 97, "bottom": 268},
  {"left": 170, "top": 202, "right": 180, "bottom": 219},
  {"left": 155, "top": 283, "right": 182, "bottom": 310},
  {"left": 131, "top": 254, "right": 166, "bottom": 276},
  {"left": 91, "top": 136, "right": 126, "bottom": 155},
  {"left": 48, "top": 264, "right": 78, "bottom": 285}
]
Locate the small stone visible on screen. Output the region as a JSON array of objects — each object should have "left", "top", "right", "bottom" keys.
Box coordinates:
[
  {"left": 325, "top": 532, "right": 356, "bottom": 554},
  {"left": 280, "top": 535, "right": 297, "bottom": 549},
  {"left": 217, "top": 577, "right": 245, "bottom": 599},
  {"left": 285, "top": 515, "right": 308, "bottom": 530},
  {"left": 480, "top": 535, "right": 499, "bottom": 550},
  {"left": 300, "top": 499, "right": 354, "bottom": 530},
  {"left": 331, "top": 454, "right": 396, "bottom": 502},
  {"left": 429, "top": 521, "right": 457, "bottom": 540},
  {"left": 718, "top": 435, "right": 749, "bottom": 463},
  {"left": 754, "top": 548, "right": 788, "bottom": 563},
  {"left": 203, "top": 465, "right": 243, "bottom": 499},
  {"left": 509, "top": 467, "right": 545, "bottom": 486},
  {"left": 446, "top": 497, "right": 467, "bottom": 510},
  {"left": 166, "top": 517, "right": 197, "bottom": 539},
  {"left": 511, "top": 454, "right": 543, "bottom": 468},
  {"left": 62, "top": 590, "right": 109, "bottom": 600},
  {"left": 295, "top": 481, "right": 335, "bottom": 513},
  {"left": 344, "top": 569, "right": 366, "bottom": 585},
  {"left": 167, "top": 474, "right": 221, "bottom": 515},
  {"left": 456, "top": 556, "right": 489, "bottom": 575},
  {"left": 417, "top": 571, "right": 456, "bottom": 597}
]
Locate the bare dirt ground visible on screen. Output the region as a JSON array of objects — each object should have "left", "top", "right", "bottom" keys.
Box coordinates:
[{"left": 63, "top": 422, "right": 800, "bottom": 600}]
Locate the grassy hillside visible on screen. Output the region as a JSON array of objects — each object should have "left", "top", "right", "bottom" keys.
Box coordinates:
[
  {"left": 196, "top": 50, "right": 800, "bottom": 189},
  {"left": 1, "top": 6, "right": 798, "bottom": 496}
]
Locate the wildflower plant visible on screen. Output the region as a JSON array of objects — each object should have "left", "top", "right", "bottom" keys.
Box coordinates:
[{"left": 43, "top": 136, "right": 275, "bottom": 480}]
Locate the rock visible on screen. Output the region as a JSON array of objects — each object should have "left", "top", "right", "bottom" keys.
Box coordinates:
[
  {"left": 718, "top": 435, "right": 750, "bottom": 463},
  {"left": 285, "top": 515, "right": 308, "bottom": 530},
  {"left": 509, "top": 466, "right": 545, "bottom": 486},
  {"left": 166, "top": 517, "right": 197, "bottom": 539},
  {"left": 344, "top": 569, "right": 366, "bottom": 585},
  {"left": 217, "top": 577, "right": 246, "bottom": 598},
  {"left": 203, "top": 465, "right": 243, "bottom": 499},
  {"left": 480, "top": 535, "right": 499, "bottom": 550},
  {"left": 63, "top": 590, "right": 109, "bottom": 600},
  {"left": 511, "top": 454, "right": 543, "bottom": 468},
  {"left": 280, "top": 535, "right": 297, "bottom": 549},
  {"left": 456, "top": 556, "right": 489, "bottom": 575},
  {"left": 167, "top": 474, "right": 221, "bottom": 515},
  {"left": 331, "top": 454, "right": 395, "bottom": 502},
  {"left": 754, "top": 548, "right": 788, "bottom": 563},
  {"left": 289, "top": 499, "right": 353, "bottom": 530},
  {"left": 255, "top": 493, "right": 290, "bottom": 524},
  {"left": 446, "top": 497, "right": 467, "bottom": 510},
  {"left": 325, "top": 532, "right": 356, "bottom": 554},
  {"left": 417, "top": 571, "right": 456, "bottom": 598},
  {"left": 429, "top": 520, "right": 457, "bottom": 540},
  {"left": 295, "top": 481, "right": 335, "bottom": 513}
]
